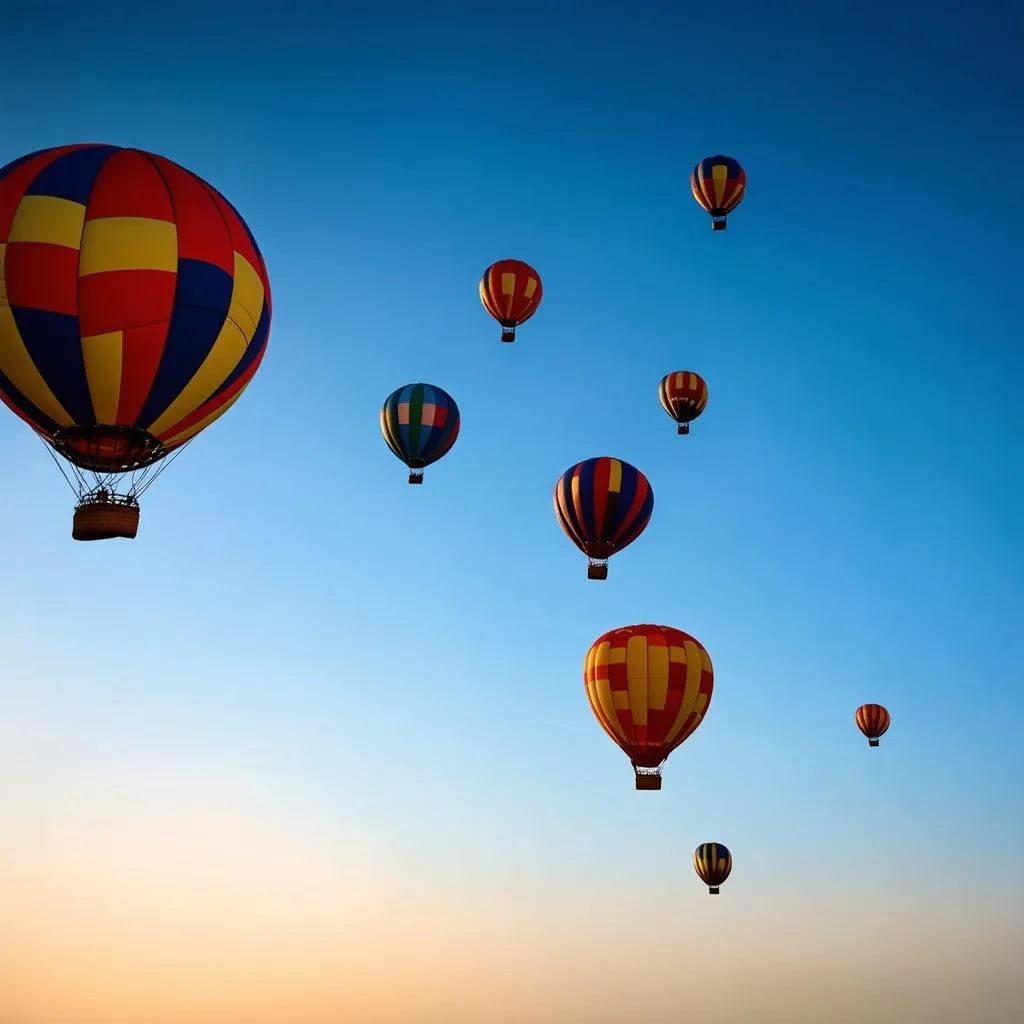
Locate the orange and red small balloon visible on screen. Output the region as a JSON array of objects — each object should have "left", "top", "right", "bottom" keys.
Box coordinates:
[{"left": 855, "top": 704, "right": 891, "bottom": 747}]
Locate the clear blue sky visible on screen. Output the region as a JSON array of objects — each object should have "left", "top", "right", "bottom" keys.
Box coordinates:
[{"left": 2, "top": 2, "right": 1022, "bottom": 1021}]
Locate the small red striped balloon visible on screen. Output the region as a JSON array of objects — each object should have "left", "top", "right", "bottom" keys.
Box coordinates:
[
  {"left": 855, "top": 704, "right": 891, "bottom": 747},
  {"left": 658, "top": 371, "right": 708, "bottom": 435}
]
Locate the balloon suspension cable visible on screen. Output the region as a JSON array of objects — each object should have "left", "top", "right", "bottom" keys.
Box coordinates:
[
  {"left": 133, "top": 438, "right": 195, "bottom": 497},
  {"left": 40, "top": 435, "right": 83, "bottom": 496}
]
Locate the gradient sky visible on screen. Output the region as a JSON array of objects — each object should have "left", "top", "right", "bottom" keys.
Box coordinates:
[{"left": 2, "top": 2, "right": 1022, "bottom": 1022}]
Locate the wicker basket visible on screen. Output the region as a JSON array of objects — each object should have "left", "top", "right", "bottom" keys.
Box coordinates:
[
  {"left": 72, "top": 503, "right": 140, "bottom": 541},
  {"left": 634, "top": 772, "right": 662, "bottom": 791}
]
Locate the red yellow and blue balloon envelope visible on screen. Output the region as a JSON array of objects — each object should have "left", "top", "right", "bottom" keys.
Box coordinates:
[
  {"left": 554, "top": 456, "right": 653, "bottom": 579},
  {"left": 691, "top": 155, "right": 746, "bottom": 230}
]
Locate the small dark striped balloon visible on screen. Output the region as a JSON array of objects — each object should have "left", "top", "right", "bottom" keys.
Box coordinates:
[{"left": 693, "top": 842, "right": 732, "bottom": 894}]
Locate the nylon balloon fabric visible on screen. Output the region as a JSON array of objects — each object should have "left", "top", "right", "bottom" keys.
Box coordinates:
[
  {"left": 380, "top": 382, "right": 460, "bottom": 470},
  {"left": 0, "top": 144, "right": 271, "bottom": 467},
  {"left": 693, "top": 842, "right": 732, "bottom": 892},
  {"left": 553, "top": 457, "right": 653, "bottom": 560},
  {"left": 583, "top": 624, "right": 714, "bottom": 770}
]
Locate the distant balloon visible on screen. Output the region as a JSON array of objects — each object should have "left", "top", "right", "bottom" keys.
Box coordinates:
[
  {"left": 693, "top": 843, "right": 732, "bottom": 894},
  {"left": 554, "top": 457, "right": 653, "bottom": 579},
  {"left": 855, "top": 704, "right": 891, "bottom": 747},
  {"left": 0, "top": 143, "right": 272, "bottom": 541},
  {"left": 583, "top": 624, "right": 714, "bottom": 790},
  {"left": 380, "top": 383, "right": 460, "bottom": 484},
  {"left": 659, "top": 371, "right": 708, "bottom": 435},
  {"left": 691, "top": 155, "right": 746, "bottom": 231},
  {"left": 479, "top": 259, "right": 542, "bottom": 343}
]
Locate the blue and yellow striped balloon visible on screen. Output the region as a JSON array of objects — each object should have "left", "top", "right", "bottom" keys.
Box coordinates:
[
  {"left": 693, "top": 842, "right": 732, "bottom": 894},
  {"left": 380, "top": 383, "right": 460, "bottom": 484}
]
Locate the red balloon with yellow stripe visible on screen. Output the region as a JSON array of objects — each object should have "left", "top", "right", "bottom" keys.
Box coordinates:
[
  {"left": 584, "top": 624, "right": 714, "bottom": 790},
  {"left": 479, "top": 258, "right": 542, "bottom": 343},
  {"left": 658, "top": 371, "right": 708, "bottom": 435},
  {"left": 0, "top": 144, "right": 271, "bottom": 541}
]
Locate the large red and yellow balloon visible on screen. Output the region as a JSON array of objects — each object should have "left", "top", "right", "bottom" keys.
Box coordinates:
[
  {"left": 0, "top": 144, "right": 271, "bottom": 540},
  {"left": 584, "top": 624, "right": 714, "bottom": 790},
  {"left": 479, "top": 258, "right": 542, "bottom": 342}
]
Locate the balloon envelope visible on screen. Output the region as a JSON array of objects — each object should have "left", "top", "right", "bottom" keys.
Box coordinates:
[
  {"left": 691, "top": 155, "right": 746, "bottom": 228},
  {"left": 855, "top": 703, "right": 891, "bottom": 746},
  {"left": 583, "top": 624, "right": 713, "bottom": 788},
  {"left": 0, "top": 143, "right": 271, "bottom": 471},
  {"left": 554, "top": 457, "right": 653, "bottom": 578},
  {"left": 693, "top": 842, "right": 732, "bottom": 892},
  {"left": 659, "top": 371, "right": 708, "bottom": 432},
  {"left": 479, "top": 259, "right": 542, "bottom": 341},
  {"left": 380, "top": 382, "right": 460, "bottom": 481}
]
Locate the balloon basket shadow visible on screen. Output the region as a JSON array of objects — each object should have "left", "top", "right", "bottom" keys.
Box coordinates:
[
  {"left": 677, "top": 423, "right": 690, "bottom": 435},
  {"left": 587, "top": 562, "right": 608, "bottom": 580},
  {"left": 72, "top": 498, "right": 140, "bottom": 541},
  {"left": 634, "top": 772, "right": 662, "bottom": 791},
  {"left": 869, "top": 738, "right": 880, "bottom": 747}
]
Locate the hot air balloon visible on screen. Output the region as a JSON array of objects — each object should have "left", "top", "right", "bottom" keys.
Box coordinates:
[
  {"left": 380, "top": 383, "right": 460, "bottom": 484},
  {"left": 855, "top": 704, "right": 891, "bottom": 747},
  {"left": 583, "top": 624, "right": 713, "bottom": 790},
  {"left": 554, "top": 457, "right": 653, "bottom": 580},
  {"left": 479, "top": 259, "right": 542, "bottom": 343},
  {"left": 691, "top": 155, "right": 746, "bottom": 231},
  {"left": 0, "top": 143, "right": 271, "bottom": 541},
  {"left": 659, "top": 371, "right": 708, "bottom": 435},
  {"left": 693, "top": 843, "right": 732, "bottom": 894}
]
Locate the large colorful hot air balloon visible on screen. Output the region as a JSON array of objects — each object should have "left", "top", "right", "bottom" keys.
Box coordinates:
[
  {"left": 479, "top": 259, "right": 542, "bottom": 343},
  {"left": 691, "top": 156, "right": 746, "bottom": 231},
  {"left": 380, "top": 383, "right": 460, "bottom": 484},
  {"left": 583, "top": 624, "right": 713, "bottom": 790},
  {"left": 693, "top": 843, "right": 732, "bottom": 894},
  {"left": 855, "top": 704, "right": 891, "bottom": 747},
  {"left": 554, "top": 457, "right": 653, "bottom": 580},
  {"left": 659, "top": 371, "right": 708, "bottom": 435},
  {"left": 0, "top": 143, "right": 271, "bottom": 541}
]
